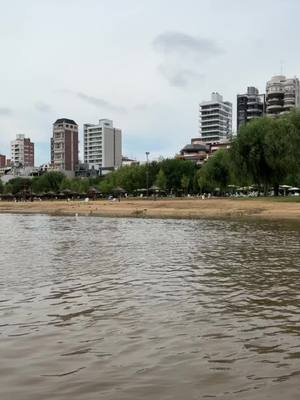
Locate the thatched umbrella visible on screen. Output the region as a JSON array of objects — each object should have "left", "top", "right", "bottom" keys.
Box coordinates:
[
  {"left": 0, "top": 193, "right": 14, "bottom": 201},
  {"left": 135, "top": 188, "right": 146, "bottom": 194},
  {"left": 113, "top": 186, "right": 125, "bottom": 194},
  {"left": 150, "top": 185, "right": 160, "bottom": 192},
  {"left": 45, "top": 191, "right": 56, "bottom": 200},
  {"left": 62, "top": 188, "right": 73, "bottom": 195},
  {"left": 88, "top": 187, "right": 102, "bottom": 199},
  {"left": 15, "top": 190, "right": 31, "bottom": 200}
]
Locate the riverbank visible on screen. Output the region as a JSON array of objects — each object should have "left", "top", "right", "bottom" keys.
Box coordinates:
[{"left": 0, "top": 198, "right": 300, "bottom": 222}]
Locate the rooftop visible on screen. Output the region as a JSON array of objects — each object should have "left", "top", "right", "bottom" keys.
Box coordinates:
[{"left": 54, "top": 118, "right": 78, "bottom": 126}]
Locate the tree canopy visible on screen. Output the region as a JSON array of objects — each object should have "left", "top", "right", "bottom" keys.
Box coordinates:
[{"left": 230, "top": 112, "right": 300, "bottom": 194}]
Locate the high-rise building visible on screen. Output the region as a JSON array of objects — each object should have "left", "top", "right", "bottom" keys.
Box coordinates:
[
  {"left": 266, "top": 75, "right": 300, "bottom": 116},
  {"left": 199, "top": 92, "right": 232, "bottom": 143},
  {"left": 11, "top": 134, "right": 34, "bottom": 167},
  {"left": 51, "top": 118, "right": 79, "bottom": 171},
  {"left": 84, "top": 119, "right": 122, "bottom": 170},
  {"left": 237, "top": 87, "right": 265, "bottom": 131},
  {"left": 0, "top": 154, "right": 6, "bottom": 168}
]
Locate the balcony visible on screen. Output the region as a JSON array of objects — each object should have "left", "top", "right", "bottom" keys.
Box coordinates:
[
  {"left": 267, "top": 91, "right": 284, "bottom": 99},
  {"left": 267, "top": 104, "right": 283, "bottom": 113},
  {"left": 247, "top": 108, "right": 263, "bottom": 113},
  {"left": 267, "top": 97, "right": 283, "bottom": 106},
  {"left": 283, "top": 103, "right": 295, "bottom": 110}
]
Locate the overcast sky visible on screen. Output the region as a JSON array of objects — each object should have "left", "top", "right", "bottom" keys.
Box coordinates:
[{"left": 1, "top": 0, "right": 300, "bottom": 164}]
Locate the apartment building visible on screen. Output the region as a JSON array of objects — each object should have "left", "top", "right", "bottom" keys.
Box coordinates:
[
  {"left": 84, "top": 119, "right": 122, "bottom": 170},
  {"left": 51, "top": 118, "right": 79, "bottom": 171},
  {"left": 11, "top": 134, "right": 34, "bottom": 167},
  {"left": 266, "top": 75, "right": 300, "bottom": 116},
  {"left": 199, "top": 92, "right": 232, "bottom": 143},
  {"left": 237, "top": 87, "right": 265, "bottom": 131},
  {"left": 0, "top": 154, "right": 6, "bottom": 168}
]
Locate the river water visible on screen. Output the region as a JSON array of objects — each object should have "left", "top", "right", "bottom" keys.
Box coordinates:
[{"left": 0, "top": 214, "right": 299, "bottom": 400}]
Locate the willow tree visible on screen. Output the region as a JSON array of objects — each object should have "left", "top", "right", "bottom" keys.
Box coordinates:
[
  {"left": 231, "top": 118, "right": 272, "bottom": 193},
  {"left": 197, "top": 149, "right": 232, "bottom": 194},
  {"left": 155, "top": 168, "right": 167, "bottom": 191},
  {"left": 231, "top": 114, "right": 300, "bottom": 195}
]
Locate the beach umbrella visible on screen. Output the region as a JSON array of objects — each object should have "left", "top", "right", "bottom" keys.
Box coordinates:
[
  {"left": 62, "top": 188, "right": 73, "bottom": 194},
  {"left": 288, "top": 187, "right": 300, "bottom": 191},
  {"left": 46, "top": 191, "right": 56, "bottom": 199},
  {"left": 113, "top": 187, "right": 125, "bottom": 193},
  {"left": 280, "top": 185, "right": 291, "bottom": 196},
  {"left": 87, "top": 187, "right": 101, "bottom": 199},
  {"left": 150, "top": 185, "right": 160, "bottom": 192},
  {"left": 88, "top": 187, "right": 101, "bottom": 194},
  {"left": 0, "top": 193, "right": 13, "bottom": 200}
]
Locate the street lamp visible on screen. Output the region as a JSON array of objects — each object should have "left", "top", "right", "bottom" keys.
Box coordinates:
[{"left": 146, "top": 151, "right": 150, "bottom": 197}]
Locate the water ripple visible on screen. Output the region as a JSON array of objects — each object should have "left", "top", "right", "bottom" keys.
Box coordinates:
[{"left": 0, "top": 214, "right": 299, "bottom": 400}]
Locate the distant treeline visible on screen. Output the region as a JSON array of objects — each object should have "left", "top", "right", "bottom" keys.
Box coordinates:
[
  {"left": 0, "top": 159, "right": 198, "bottom": 197},
  {"left": 1, "top": 111, "right": 300, "bottom": 197}
]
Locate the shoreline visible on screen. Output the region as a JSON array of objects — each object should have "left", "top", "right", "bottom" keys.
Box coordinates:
[{"left": 0, "top": 198, "right": 300, "bottom": 223}]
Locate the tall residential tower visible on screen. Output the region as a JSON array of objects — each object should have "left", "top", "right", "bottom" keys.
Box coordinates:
[
  {"left": 237, "top": 87, "right": 265, "bottom": 131},
  {"left": 266, "top": 75, "right": 300, "bottom": 116},
  {"left": 84, "top": 119, "right": 122, "bottom": 170},
  {"left": 199, "top": 92, "right": 232, "bottom": 143},
  {"left": 51, "top": 118, "right": 79, "bottom": 171},
  {"left": 11, "top": 134, "right": 34, "bottom": 167}
]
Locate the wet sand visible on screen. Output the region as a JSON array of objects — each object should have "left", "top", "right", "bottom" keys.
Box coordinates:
[{"left": 0, "top": 198, "right": 299, "bottom": 222}]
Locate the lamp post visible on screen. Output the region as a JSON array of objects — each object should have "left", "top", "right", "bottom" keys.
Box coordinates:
[{"left": 146, "top": 151, "right": 150, "bottom": 197}]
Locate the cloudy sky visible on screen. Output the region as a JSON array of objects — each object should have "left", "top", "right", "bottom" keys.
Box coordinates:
[{"left": 1, "top": 0, "right": 300, "bottom": 164}]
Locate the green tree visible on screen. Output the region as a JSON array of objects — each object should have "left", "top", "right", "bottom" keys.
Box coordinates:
[
  {"left": 99, "top": 180, "right": 114, "bottom": 195},
  {"left": 197, "top": 172, "right": 214, "bottom": 194},
  {"left": 159, "top": 159, "right": 197, "bottom": 194},
  {"left": 8, "top": 177, "right": 32, "bottom": 195},
  {"left": 155, "top": 168, "right": 167, "bottom": 190},
  {"left": 231, "top": 114, "right": 300, "bottom": 195},
  {"left": 231, "top": 118, "right": 271, "bottom": 192},
  {"left": 264, "top": 116, "right": 296, "bottom": 195},
  {"left": 32, "top": 171, "right": 65, "bottom": 193},
  {"left": 181, "top": 175, "right": 190, "bottom": 194},
  {"left": 0, "top": 179, "right": 3, "bottom": 194},
  {"left": 4, "top": 183, "right": 13, "bottom": 194},
  {"left": 198, "top": 149, "right": 232, "bottom": 193}
]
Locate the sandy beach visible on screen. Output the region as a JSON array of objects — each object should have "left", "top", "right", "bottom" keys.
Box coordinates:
[{"left": 0, "top": 198, "right": 300, "bottom": 222}]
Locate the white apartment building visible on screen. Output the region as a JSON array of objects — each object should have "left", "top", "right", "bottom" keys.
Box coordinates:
[
  {"left": 199, "top": 92, "right": 232, "bottom": 143},
  {"left": 266, "top": 75, "right": 300, "bottom": 116},
  {"left": 84, "top": 119, "right": 122, "bottom": 170},
  {"left": 11, "top": 134, "right": 34, "bottom": 167}
]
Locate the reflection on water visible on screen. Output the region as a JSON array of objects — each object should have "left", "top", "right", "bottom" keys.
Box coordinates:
[{"left": 0, "top": 214, "right": 299, "bottom": 400}]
